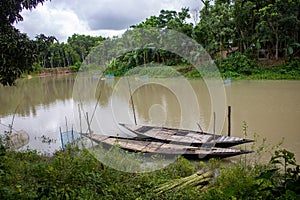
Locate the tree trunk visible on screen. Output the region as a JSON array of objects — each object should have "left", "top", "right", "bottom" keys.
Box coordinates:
[
  {"left": 275, "top": 32, "right": 279, "bottom": 60},
  {"left": 239, "top": 29, "right": 247, "bottom": 53}
]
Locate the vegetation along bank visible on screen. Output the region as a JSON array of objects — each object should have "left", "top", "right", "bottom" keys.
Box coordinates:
[
  {"left": 0, "top": 135, "right": 299, "bottom": 199},
  {"left": 1, "top": 0, "right": 300, "bottom": 85}
]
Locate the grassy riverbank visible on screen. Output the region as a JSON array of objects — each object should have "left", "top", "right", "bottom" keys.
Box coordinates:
[
  {"left": 21, "top": 64, "right": 80, "bottom": 78},
  {"left": 22, "top": 54, "right": 300, "bottom": 80},
  {"left": 182, "top": 54, "right": 300, "bottom": 80},
  {"left": 1, "top": 138, "right": 299, "bottom": 199}
]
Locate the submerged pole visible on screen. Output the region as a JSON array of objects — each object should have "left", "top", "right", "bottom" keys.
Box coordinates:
[
  {"left": 213, "top": 112, "right": 216, "bottom": 142},
  {"left": 60, "top": 127, "right": 64, "bottom": 150},
  {"left": 228, "top": 106, "right": 231, "bottom": 136},
  {"left": 197, "top": 123, "right": 204, "bottom": 134},
  {"left": 71, "top": 125, "right": 75, "bottom": 145},
  {"left": 78, "top": 104, "right": 82, "bottom": 134},
  {"left": 86, "top": 112, "right": 94, "bottom": 150},
  {"left": 65, "top": 116, "right": 68, "bottom": 132},
  {"left": 127, "top": 78, "right": 137, "bottom": 125}
]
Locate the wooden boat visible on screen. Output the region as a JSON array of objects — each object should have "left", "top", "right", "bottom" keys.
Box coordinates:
[
  {"left": 84, "top": 134, "right": 252, "bottom": 160},
  {"left": 119, "top": 123, "right": 254, "bottom": 148}
]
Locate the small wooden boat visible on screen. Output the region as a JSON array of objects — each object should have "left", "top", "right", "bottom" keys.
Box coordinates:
[
  {"left": 84, "top": 134, "right": 252, "bottom": 160},
  {"left": 119, "top": 123, "right": 254, "bottom": 148}
]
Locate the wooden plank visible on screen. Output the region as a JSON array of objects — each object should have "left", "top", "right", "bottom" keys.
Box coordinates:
[
  {"left": 119, "top": 123, "right": 254, "bottom": 148},
  {"left": 136, "top": 125, "right": 153, "bottom": 133},
  {"left": 142, "top": 142, "right": 164, "bottom": 152}
]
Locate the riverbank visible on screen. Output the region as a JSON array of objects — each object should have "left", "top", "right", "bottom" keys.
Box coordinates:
[
  {"left": 38, "top": 67, "right": 74, "bottom": 77},
  {"left": 0, "top": 138, "right": 299, "bottom": 199},
  {"left": 21, "top": 66, "right": 79, "bottom": 79},
  {"left": 105, "top": 63, "right": 300, "bottom": 80},
  {"left": 21, "top": 57, "right": 300, "bottom": 81}
]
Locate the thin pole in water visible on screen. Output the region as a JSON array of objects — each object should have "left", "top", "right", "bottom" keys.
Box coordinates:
[
  {"left": 60, "top": 127, "right": 64, "bottom": 150},
  {"left": 65, "top": 116, "right": 68, "bottom": 132},
  {"left": 65, "top": 116, "right": 70, "bottom": 143},
  {"left": 71, "top": 125, "right": 75, "bottom": 145},
  {"left": 86, "top": 112, "right": 94, "bottom": 150},
  {"left": 197, "top": 123, "right": 204, "bottom": 134},
  {"left": 127, "top": 78, "right": 137, "bottom": 125},
  {"left": 213, "top": 112, "right": 216, "bottom": 143},
  {"left": 78, "top": 104, "right": 82, "bottom": 134},
  {"left": 228, "top": 106, "right": 231, "bottom": 137}
]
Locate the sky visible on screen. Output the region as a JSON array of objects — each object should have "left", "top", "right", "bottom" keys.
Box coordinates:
[{"left": 14, "top": 0, "right": 203, "bottom": 42}]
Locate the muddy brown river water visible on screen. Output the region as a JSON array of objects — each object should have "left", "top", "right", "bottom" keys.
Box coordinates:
[{"left": 0, "top": 75, "right": 299, "bottom": 162}]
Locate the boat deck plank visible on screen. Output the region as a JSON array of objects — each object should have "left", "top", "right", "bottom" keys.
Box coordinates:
[
  {"left": 84, "top": 133, "right": 253, "bottom": 159},
  {"left": 119, "top": 123, "right": 254, "bottom": 148}
]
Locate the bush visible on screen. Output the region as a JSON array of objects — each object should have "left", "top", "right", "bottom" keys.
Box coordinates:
[
  {"left": 216, "top": 52, "right": 259, "bottom": 77},
  {"left": 1, "top": 134, "right": 299, "bottom": 200},
  {"left": 200, "top": 149, "right": 300, "bottom": 200}
]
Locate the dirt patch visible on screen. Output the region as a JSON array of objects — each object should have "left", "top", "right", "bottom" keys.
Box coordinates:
[
  {"left": 258, "top": 59, "right": 286, "bottom": 67},
  {"left": 39, "top": 68, "right": 74, "bottom": 76},
  {"left": 176, "top": 66, "right": 194, "bottom": 73}
]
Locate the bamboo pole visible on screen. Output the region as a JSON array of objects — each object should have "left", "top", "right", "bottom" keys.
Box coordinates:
[
  {"left": 65, "top": 116, "right": 68, "bottom": 132},
  {"left": 127, "top": 78, "right": 137, "bottom": 125},
  {"left": 71, "top": 125, "right": 75, "bottom": 145},
  {"left": 60, "top": 127, "right": 64, "bottom": 150},
  {"left": 197, "top": 123, "right": 204, "bottom": 134},
  {"left": 213, "top": 112, "right": 216, "bottom": 143},
  {"left": 228, "top": 106, "right": 231, "bottom": 136},
  {"left": 78, "top": 104, "right": 82, "bottom": 134},
  {"left": 154, "top": 170, "right": 213, "bottom": 194},
  {"left": 65, "top": 116, "right": 70, "bottom": 143},
  {"left": 86, "top": 112, "right": 94, "bottom": 150}
]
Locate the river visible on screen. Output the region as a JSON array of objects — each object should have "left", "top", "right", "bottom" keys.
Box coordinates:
[{"left": 0, "top": 75, "right": 299, "bottom": 162}]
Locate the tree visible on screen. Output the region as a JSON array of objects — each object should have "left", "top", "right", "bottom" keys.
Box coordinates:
[
  {"left": 35, "top": 34, "right": 58, "bottom": 68},
  {"left": 132, "top": 8, "right": 193, "bottom": 37},
  {"left": 232, "top": 0, "right": 256, "bottom": 53},
  {"left": 0, "top": 26, "right": 37, "bottom": 85},
  {"left": 254, "top": 0, "right": 300, "bottom": 60},
  {"left": 194, "top": 1, "right": 235, "bottom": 57},
  {"left": 67, "top": 34, "right": 106, "bottom": 63},
  {"left": 0, "top": 0, "right": 48, "bottom": 85},
  {"left": 125, "top": 8, "right": 194, "bottom": 67}
]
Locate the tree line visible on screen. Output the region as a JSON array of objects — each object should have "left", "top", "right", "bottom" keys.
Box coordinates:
[
  {"left": 34, "top": 33, "right": 105, "bottom": 69},
  {"left": 0, "top": 0, "right": 105, "bottom": 85},
  {"left": 1, "top": 0, "right": 300, "bottom": 85},
  {"left": 120, "top": 0, "right": 300, "bottom": 68}
]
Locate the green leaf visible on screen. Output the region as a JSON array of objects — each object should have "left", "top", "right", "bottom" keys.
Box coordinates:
[{"left": 288, "top": 46, "right": 294, "bottom": 55}]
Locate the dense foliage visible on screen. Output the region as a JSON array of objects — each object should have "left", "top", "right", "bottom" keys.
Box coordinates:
[
  {"left": 33, "top": 34, "right": 106, "bottom": 70},
  {"left": 201, "top": 149, "right": 300, "bottom": 199},
  {"left": 0, "top": 0, "right": 105, "bottom": 86},
  {"left": 105, "top": 0, "right": 300, "bottom": 78},
  {"left": 0, "top": 0, "right": 48, "bottom": 85},
  {"left": 0, "top": 136, "right": 299, "bottom": 199},
  {"left": 1, "top": 0, "right": 300, "bottom": 85}
]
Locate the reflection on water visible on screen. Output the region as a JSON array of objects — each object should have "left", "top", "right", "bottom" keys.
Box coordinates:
[
  {"left": 0, "top": 76, "right": 299, "bottom": 161},
  {"left": 0, "top": 76, "right": 76, "bottom": 154},
  {"left": 0, "top": 75, "right": 75, "bottom": 117}
]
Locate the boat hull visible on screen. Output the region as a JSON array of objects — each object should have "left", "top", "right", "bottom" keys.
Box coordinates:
[
  {"left": 119, "top": 123, "right": 254, "bottom": 148},
  {"left": 84, "top": 134, "right": 252, "bottom": 160}
]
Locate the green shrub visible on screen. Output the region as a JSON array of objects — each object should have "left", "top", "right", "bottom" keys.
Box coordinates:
[
  {"left": 1, "top": 134, "right": 299, "bottom": 200},
  {"left": 216, "top": 52, "right": 259, "bottom": 77}
]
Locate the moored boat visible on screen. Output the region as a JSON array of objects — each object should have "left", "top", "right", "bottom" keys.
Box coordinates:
[
  {"left": 84, "top": 134, "right": 253, "bottom": 160},
  {"left": 119, "top": 123, "right": 254, "bottom": 148}
]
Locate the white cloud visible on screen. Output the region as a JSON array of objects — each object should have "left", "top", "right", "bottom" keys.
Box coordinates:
[
  {"left": 16, "top": 2, "right": 90, "bottom": 42},
  {"left": 15, "top": 0, "right": 203, "bottom": 42}
]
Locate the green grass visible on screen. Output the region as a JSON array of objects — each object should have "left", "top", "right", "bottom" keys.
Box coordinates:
[{"left": 1, "top": 134, "right": 299, "bottom": 199}]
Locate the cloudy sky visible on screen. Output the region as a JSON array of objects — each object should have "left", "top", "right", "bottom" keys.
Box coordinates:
[{"left": 15, "top": 0, "right": 203, "bottom": 42}]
